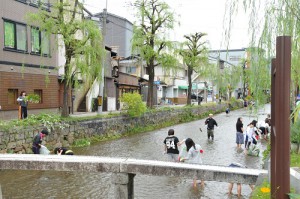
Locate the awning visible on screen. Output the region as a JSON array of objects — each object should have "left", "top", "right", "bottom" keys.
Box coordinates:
[{"left": 178, "top": 85, "right": 189, "bottom": 89}]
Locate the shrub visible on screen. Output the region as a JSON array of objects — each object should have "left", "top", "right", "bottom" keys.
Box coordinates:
[
  {"left": 291, "top": 119, "right": 300, "bottom": 144},
  {"left": 229, "top": 97, "right": 242, "bottom": 109},
  {"left": 0, "top": 113, "right": 68, "bottom": 132},
  {"left": 119, "top": 92, "right": 147, "bottom": 117}
]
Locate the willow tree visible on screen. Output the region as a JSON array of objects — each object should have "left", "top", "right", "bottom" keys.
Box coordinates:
[
  {"left": 27, "top": 0, "right": 103, "bottom": 117},
  {"left": 225, "top": 0, "right": 299, "bottom": 107},
  {"left": 180, "top": 32, "right": 208, "bottom": 105},
  {"left": 132, "top": 0, "right": 178, "bottom": 108}
]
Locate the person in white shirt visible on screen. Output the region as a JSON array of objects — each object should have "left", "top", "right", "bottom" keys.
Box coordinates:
[
  {"left": 179, "top": 138, "right": 204, "bottom": 187},
  {"left": 258, "top": 119, "right": 270, "bottom": 140}
]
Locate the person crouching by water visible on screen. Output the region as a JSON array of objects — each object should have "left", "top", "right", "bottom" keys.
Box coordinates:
[
  {"left": 54, "top": 147, "right": 74, "bottom": 155},
  {"left": 32, "top": 129, "right": 49, "bottom": 154},
  {"left": 179, "top": 138, "right": 204, "bottom": 187}
]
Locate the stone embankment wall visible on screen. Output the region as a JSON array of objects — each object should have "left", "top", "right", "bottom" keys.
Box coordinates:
[{"left": 0, "top": 104, "right": 231, "bottom": 154}]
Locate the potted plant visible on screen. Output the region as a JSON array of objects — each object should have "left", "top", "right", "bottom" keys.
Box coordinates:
[{"left": 291, "top": 119, "right": 300, "bottom": 154}]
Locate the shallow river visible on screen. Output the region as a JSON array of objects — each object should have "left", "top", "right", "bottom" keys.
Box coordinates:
[{"left": 0, "top": 106, "right": 269, "bottom": 199}]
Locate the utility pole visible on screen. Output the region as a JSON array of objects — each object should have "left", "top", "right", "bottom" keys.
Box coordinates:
[{"left": 98, "top": 6, "right": 107, "bottom": 114}]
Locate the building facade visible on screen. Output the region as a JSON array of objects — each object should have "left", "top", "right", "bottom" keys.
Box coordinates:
[
  {"left": 93, "top": 12, "right": 133, "bottom": 58},
  {"left": 0, "top": 0, "right": 60, "bottom": 120},
  {"left": 209, "top": 48, "right": 247, "bottom": 99}
]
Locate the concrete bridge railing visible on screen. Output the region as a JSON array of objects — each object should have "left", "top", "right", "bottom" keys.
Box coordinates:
[{"left": 0, "top": 154, "right": 267, "bottom": 199}]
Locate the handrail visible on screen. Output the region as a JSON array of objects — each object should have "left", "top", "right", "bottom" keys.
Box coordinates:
[{"left": 0, "top": 154, "right": 267, "bottom": 184}]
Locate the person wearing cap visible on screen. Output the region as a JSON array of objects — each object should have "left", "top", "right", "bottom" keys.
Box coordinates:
[
  {"left": 54, "top": 147, "right": 74, "bottom": 155},
  {"left": 204, "top": 113, "right": 218, "bottom": 140},
  {"left": 32, "top": 129, "right": 49, "bottom": 154}
]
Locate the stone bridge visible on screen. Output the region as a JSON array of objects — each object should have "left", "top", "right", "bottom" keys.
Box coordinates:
[{"left": 0, "top": 154, "right": 267, "bottom": 199}]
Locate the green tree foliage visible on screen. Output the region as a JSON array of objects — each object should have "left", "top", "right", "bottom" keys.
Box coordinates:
[
  {"left": 132, "top": 0, "right": 178, "bottom": 108},
  {"left": 245, "top": 48, "right": 270, "bottom": 105},
  {"left": 27, "top": 0, "right": 103, "bottom": 117},
  {"left": 208, "top": 60, "right": 242, "bottom": 101},
  {"left": 180, "top": 32, "right": 209, "bottom": 105},
  {"left": 119, "top": 92, "right": 147, "bottom": 117},
  {"left": 225, "top": 0, "right": 299, "bottom": 106}
]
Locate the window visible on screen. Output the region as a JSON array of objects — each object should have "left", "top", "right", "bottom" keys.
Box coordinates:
[
  {"left": 229, "top": 56, "right": 241, "bottom": 61},
  {"left": 8, "top": 89, "right": 18, "bottom": 105},
  {"left": 41, "top": 31, "right": 50, "bottom": 55},
  {"left": 126, "top": 66, "right": 136, "bottom": 74},
  {"left": 30, "top": 0, "right": 50, "bottom": 9},
  {"left": 4, "top": 21, "right": 27, "bottom": 51},
  {"left": 34, "top": 89, "right": 43, "bottom": 103},
  {"left": 31, "top": 27, "right": 50, "bottom": 55}
]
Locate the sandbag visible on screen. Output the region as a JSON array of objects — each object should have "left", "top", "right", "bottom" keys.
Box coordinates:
[{"left": 40, "top": 145, "right": 50, "bottom": 155}]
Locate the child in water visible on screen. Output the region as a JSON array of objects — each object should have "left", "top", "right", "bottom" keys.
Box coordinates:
[{"left": 179, "top": 138, "right": 204, "bottom": 187}]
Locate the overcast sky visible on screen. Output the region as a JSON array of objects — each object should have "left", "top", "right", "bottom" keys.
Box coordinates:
[{"left": 83, "top": 0, "right": 250, "bottom": 50}]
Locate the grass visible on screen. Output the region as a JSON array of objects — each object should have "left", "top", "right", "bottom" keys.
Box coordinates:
[
  {"left": 251, "top": 180, "right": 271, "bottom": 199},
  {"left": 291, "top": 152, "right": 300, "bottom": 167}
]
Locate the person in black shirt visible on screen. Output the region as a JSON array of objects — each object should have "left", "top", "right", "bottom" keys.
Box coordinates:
[
  {"left": 32, "top": 129, "right": 49, "bottom": 154},
  {"left": 205, "top": 114, "right": 218, "bottom": 140},
  {"left": 54, "top": 147, "right": 74, "bottom": 155},
  {"left": 236, "top": 117, "right": 244, "bottom": 149},
  {"left": 163, "top": 129, "right": 179, "bottom": 162}
]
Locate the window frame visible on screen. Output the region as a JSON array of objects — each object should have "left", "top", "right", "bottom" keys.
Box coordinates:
[
  {"left": 33, "top": 89, "right": 43, "bottom": 104},
  {"left": 3, "top": 19, "right": 28, "bottom": 52},
  {"left": 7, "top": 89, "right": 19, "bottom": 105},
  {"left": 126, "top": 66, "right": 137, "bottom": 74},
  {"left": 15, "top": 0, "right": 27, "bottom": 4},
  {"left": 30, "top": 0, "right": 50, "bottom": 10},
  {"left": 30, "top": 26, "right": 50, "bottom": 56}
]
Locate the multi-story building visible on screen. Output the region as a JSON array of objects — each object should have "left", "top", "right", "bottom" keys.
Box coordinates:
[
  {"left": 93, "top": 12, "right": 133, "bottom": 58},
  {"left": 0, "top": 0, "right": 60, "bottom": 120}
]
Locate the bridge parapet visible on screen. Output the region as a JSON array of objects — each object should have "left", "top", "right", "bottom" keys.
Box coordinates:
[{"left": 0, "top": 154, "right": 267, "bottom": 198}]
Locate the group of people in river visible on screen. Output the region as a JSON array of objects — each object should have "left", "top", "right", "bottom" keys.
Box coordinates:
[
  {"left": 236, "top": 114, "right": 271, "bottom": 155},
  {"left": 163, "top": 112, "right": 270, "bottom": 197},
  {"left": 163, "top": 114, "right": 218, "bottom": 188},
  {"left": 163, "top": 128, "right": 204, "bottom": 188}
]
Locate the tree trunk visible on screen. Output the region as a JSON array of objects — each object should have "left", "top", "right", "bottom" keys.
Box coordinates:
[
  {"left": 187, "top": 65, "right": 193, "bottom": 105},
  {"left": 61, "top": 53, "right": 71, "bottom": 117},
  {"left": 147, "top": 61, "right": 155, "bottom": 108},
  {"left": 61, "top": 81, "right": 69, "bottom": 117}
]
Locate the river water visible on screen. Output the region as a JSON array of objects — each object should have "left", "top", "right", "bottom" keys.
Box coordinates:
[{"left": 0, "top": 106, "right": 270, "bottom": 199}]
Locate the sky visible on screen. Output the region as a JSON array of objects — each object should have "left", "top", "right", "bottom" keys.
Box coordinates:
[{"left": 83, "top": 0, "right": 250, "bottom": 50}]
